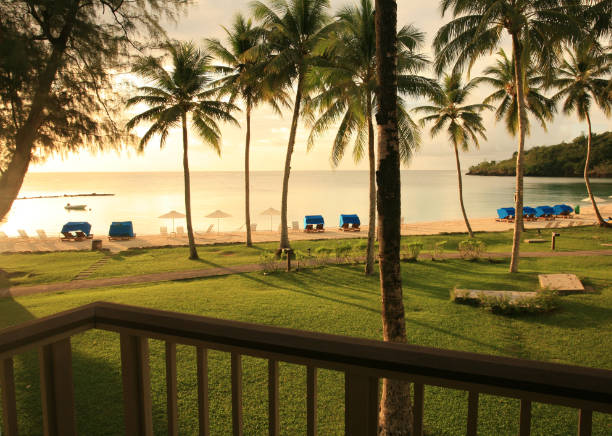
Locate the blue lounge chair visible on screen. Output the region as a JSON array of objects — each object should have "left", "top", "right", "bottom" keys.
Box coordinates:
[
  {"left": 553, "top": 204, "right": 573, "bottom": 218},
  {"left": 304, "top": 215, "right": 325, "bottom": 232},
  {"left": 535, "top": 206, "right": 555, "bottom": 220},
  {"left": 108, "top": 221, "right": 136, "bottom": 240},
  {"left": 61, "top": 222, "right": 93, "bottom": 241},
  {"left": 496, "top": 208, "right": 515, "bottom": 222},
  {"left": 339, "top": 214, "right": 360, "bottom": 232}
]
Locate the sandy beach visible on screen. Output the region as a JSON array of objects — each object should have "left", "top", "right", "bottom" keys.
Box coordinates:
[{"left": 2, "top": 203, "right": 609, "bottom": 254}]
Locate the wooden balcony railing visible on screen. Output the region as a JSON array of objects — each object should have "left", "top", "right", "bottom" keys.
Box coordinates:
[{"left": 1, "top": 301, "right": 611, "bottom": 435}]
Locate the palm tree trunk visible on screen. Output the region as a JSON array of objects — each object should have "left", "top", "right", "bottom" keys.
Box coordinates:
[
  {"left": 365, "top": 96, "right": 377, "bottom": 275},
  {"left": 182, "top": 111, "right": 199, "bottom": 260},
  {"left": 279, "top": 74, "right": 304, "bottom": 251},
  {"left": 509, "top": 33, "right": 527, "bottom": 273},
  {"left": 0, "top": 6, "right": 78, "bottom": 221},
  {"left": 584, "top": 112, "right": 610, "bottom": 227},
  {"left": 375, "top": 1, "right": 411, "bottom": 434},
  {"left": 453, "top": 142, "right": 474, "bottom": 237},
  {"left": 245, "top": 101, "right": 253, "bottom": 246}
]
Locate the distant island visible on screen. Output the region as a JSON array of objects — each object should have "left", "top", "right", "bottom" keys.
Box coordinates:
[{"left": 467, "top": 131, "right": 612, "bottom": 177}]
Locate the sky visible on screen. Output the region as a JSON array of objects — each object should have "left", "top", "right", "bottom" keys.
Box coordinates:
[{"left": 32, "top": 0, "right": 611, "bottom": 173}]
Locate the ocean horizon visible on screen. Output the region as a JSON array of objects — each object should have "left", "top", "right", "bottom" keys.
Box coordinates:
[{"left": 2, "top": 170, "right": 611, "bottom": 237}]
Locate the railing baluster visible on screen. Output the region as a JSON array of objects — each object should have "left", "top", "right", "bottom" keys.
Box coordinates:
[
  {"left": 519, "top": 400, "right": 531, "bottom": 436},
  {"left": 166, "top": 342, "right": 178, "bottom": 436},
  {"left": 1, "top": 357, "right": 19, "bottom": 436},
  {"left": 412, "top": 383, "right": 424, "bottom": 436},
  {"left": 307, "top": 366, "right": 317, "bottom": 436},
  {"left": 268, "top": 360, "right": 280, "bottom": 436},
  {"left": 466, "top": 391, "right": 478, "bottom": 436},
  {"left": 344, "top": 372, "right": 378, "bottom": 436},
  {"left": 39, "top": 338, "right": 77, "bottom": 436},
  {"left": 196, "top": 347, "right": 209, "bottom": 436},
  {"left": 231, "top": 353, "right": 243, "bottom": 436},
  {"left": 120, "top": 334, "right": 153, "bottom": 436},
  {"left": 578, "top": 409, "right": 592, "bottom": 436}
]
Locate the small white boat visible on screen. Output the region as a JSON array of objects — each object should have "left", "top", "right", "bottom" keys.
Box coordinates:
[{"left": 65, "top": 203, "right": 87, "bottom": 210}]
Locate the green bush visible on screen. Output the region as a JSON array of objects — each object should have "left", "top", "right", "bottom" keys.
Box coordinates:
[
  {"left": 334, "top": 244, "right": 352, "bottom": 262},
  {"left": 259, "top": 252, "right": 280, "bottom": 273},
  {"left": 402, "top": 242, "right": 423, "bottom": 261},
  {"left": 458, "top": 240, "right": 486, "bottom": 260},
  {"left": 450, "top": 289, "right": 559, "bottom": 315},
  {"left": 432, "top": 240, "right": 447, "bottom": 260}
]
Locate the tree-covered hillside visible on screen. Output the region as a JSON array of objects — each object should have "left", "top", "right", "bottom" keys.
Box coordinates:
[{"left": 467, "top": 132, "right": 612, "bottom": 177}]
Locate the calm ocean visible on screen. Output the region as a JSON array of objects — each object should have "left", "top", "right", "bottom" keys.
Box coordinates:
[{"left": 2, "top": 171, "right": 611, "bottom": 236}]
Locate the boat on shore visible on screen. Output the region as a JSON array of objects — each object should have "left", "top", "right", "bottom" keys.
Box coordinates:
[{"left": 65, "top": 203, "right": 87, "bottom": 210}]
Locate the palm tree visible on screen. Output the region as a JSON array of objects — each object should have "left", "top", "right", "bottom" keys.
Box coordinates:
[
  {"left": 251, "top": 0, "right": 331, "bottom": 251},
  {"left": 305, "top": 0, "right": 433, "bottom": 275},
  {"left": 480, "top": 49, "right": 556, "bottom": 136},
  {"left": 126, "top": 42, "right": 237, "bottom": 259},
  {"left": 374, "top": 0, "right": 411, "bottom": 432},
  {"left": 415, "top": 73, "right": 490, "bottom": 238},
  {"left": 207, "top": 15, "right": 289, "bottom": 247},
  {"left": 433, "top": 0, "right": 586, "bottom": 272},
  {"left": 553, "top": 42, "right": 612, "bottom": 227}
]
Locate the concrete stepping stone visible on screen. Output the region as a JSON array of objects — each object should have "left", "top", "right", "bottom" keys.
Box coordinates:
[
  {"left": 538, "top": 274, "right": 585, "bottom": 295},
  {"left": 524, "top": 239, "right": 546, "bottom": 243}
]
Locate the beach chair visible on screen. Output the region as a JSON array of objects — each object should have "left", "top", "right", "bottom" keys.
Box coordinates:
[
  {"left": 17, "top": 229, "right": 29, "bottom": 239},
  {"left": 553, "top": 204, "right": 573, "bottom": 219},
  {"left": 351, "top": 223, "right": 360, "bottom": 232},
  {"left": 36, "top": 230, "right": 48, "bottom": 240},
  {"left": 291, "top": 221, "right": 299, "bottom": 232},
  {"left": 61, "top": 231, "right": 75, "bottom": 241},
  {"left": 496, "top": 208, "right": 515, "bottom": 223},
  {"left": 316, "top": 224, "right": 325, "bottom": 232},
  {"left": 0, "top": 231, "right": 8, "bottom": 240},
  {"left": 206, "top": 224, "right": 214, "bottom": 233},
  {"left": 250, "top": 223, "right": 257, "bottom": 232},
  {"left": 304, "top": 224, "right": 314, "bottom": 232},
  {"left": 160, "top": 226, "right": 168, "bottom": 237},
  {"left": 75, "top": 231, "right": 92, "bottom": 240},
  {"left": 176, "top": 226, "right": 185, "bottom": 237},
  {"left": 340, "top": 223, "right": 349, "bottom": 231}
]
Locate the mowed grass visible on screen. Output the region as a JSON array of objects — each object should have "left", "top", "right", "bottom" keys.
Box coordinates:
[
  {"left": 1, "top": 226, "right": 611, "bottom": 288},
  {"left": 0, "top": 255, "right": 611, "bottom": 435}
]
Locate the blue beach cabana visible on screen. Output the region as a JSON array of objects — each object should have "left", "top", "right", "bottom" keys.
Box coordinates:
[
  {"left": 553, "top": 204, "right": 573, "bottom": 218},
  {"left": 108, "top": 221, "right": 135, "bottom": 240},
  {"left": 522, "top": 206, "right": 537, "bottom": 220},
  {"left": 535, "top": 206, "right": 554, "bottom": 219},
  {"left": 496, "top": 208, "right": 515, "bottom": 221},
  {"left": 61, "top": 222, "right": 92, "bottom": 240},
  {"left": 339, "top": 214, "right": 360, "bottom": 231},
  {"left": 303, "top": 215, "right": 325, "bottom": 232}
]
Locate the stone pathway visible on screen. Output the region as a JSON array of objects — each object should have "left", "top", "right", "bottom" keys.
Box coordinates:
[
  {"left": 72, "top": 255, "right": 112, "bottom": 281},
  {"left": 1, "top": 249, "right": 610, "bottom": 299}
]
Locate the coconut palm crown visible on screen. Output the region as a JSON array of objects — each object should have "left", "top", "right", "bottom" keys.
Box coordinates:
[
  {"left": 479, "top": 49, "right": 556, "bottom": 135},
  {"left": 126, "top": 41, "right": 238, "bottom": 259}
]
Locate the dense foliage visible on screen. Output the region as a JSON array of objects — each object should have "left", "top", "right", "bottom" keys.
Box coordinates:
[{"left": 468, "top": 131, "right": 612, "bottom": 177}]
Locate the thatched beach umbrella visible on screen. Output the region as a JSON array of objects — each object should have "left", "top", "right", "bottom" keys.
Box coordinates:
[
  {"left": 206, "top": 210, "right": 231, "bottom": 234},
  {"left": 260, "top": 207, "right": 281, "bottom": 231},
  {"left": 158, "top": 210, "right": 186, "bottom": 232}
]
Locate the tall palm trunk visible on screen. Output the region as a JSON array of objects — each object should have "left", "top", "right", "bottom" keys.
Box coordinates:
[
  {"left": 181, "top": 111, "right": 199, "bottom": 260},
  {"left": 374, "top": 1, "right": 411, "bottom": 434},
  {"left": 584, "top": 112, "right": 610, "bottom": 227},
  {"left": 245, "top": 101, "right": 253, "bottom": 246},
  {"left": 0, "top": 6, "right": 77, "bottom": 221},
  {"left": 279, "top": 74, "right": 304, "bottom": 250},
  {"left": 453, "top": 142, "right": 474, "bottom": 237},
  {"left": 509, "top": 34, "right": 527, "bottom": 273},
  {"left": 365, "top": 96, "right": 376, "bottom": 275}
]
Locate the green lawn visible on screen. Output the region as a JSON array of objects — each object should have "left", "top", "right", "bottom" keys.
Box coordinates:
[
  {"left": 1, "top": 255, "right": 611, "bottom": 435},
  {"left": 1, "top": 226, "right": 611, "bottom": 288}
]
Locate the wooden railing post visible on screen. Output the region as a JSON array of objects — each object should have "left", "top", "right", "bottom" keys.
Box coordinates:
[
  {"left": 1, "top": 357, "right": 19, "bottom": 436},
  {"left": 120, "top": 334, "right": 153, "bottom": 436},
  {"left": 268, "top": 360, "right": 280, "bottom": 436},
  {"left": 578, "top": 409, "right": 592, "bottom": 436},
  {"left": 166, "top": 342, "right": 178, "bottom": 436},
  {"left": 231, "top": 353, "right": 243, "bottom": 436},
  {"left": 39, "top": 338, "right": 77, "bottom": 436},
  {"left": 466, "top": 391, "right": 479, "bottom": 436},
  {"left": 196, "top": 347, "right": 210, "bottom": 436},
  {"left": 519, "top": 400, "right": 531, "bottom": 436},
  {"left": 412, "top": 383, "right": 424, "bottom": 436},
  {"left": 307, "top": 366, "right": 318, "bottom": 436},
  {"left": 344, "top": 372, "right": 378, "bottom": 436}
]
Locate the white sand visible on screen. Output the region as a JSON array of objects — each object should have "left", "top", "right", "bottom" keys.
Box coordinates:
[{"left": 1, "top": 204, "right": 608, "bottom": 254}]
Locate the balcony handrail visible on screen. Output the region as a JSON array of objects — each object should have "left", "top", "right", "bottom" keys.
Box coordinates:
[{"left": 1, "top": 301, "right": 611, "bottom": 414}]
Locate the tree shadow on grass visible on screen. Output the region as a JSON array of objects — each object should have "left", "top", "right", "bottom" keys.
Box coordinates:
[{"left": 0, "top": 297, "right": 167, "bottom": 435}]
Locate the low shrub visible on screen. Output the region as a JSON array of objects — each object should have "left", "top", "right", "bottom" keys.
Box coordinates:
[
  {"left": 334, "top": 244, "right": 353, "bottom": 262},
  {"left": 259, "top": 251, "right": 281, "bottom": 273},
  {"left": 402, "top": 242, "right": 423, "bottom": 261},
  {"left": 458, "top": 239, "right": 486, "bottom": 260},
  {"left": 432, "top": 240, "right": 447, "bottom": 260},
  {"left": 450, "top": 288, "right": 559, "bottom": 315}
]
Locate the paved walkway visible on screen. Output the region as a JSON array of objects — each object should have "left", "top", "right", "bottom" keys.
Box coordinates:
[{"left": 1, "top": 250, "right": 610, "bottom": 299}]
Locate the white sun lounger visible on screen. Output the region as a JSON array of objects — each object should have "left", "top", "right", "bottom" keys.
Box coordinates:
[
  {"left": 17, "top": 229, "right": 29, "bottom": 239},
  {"left": 36, "top": 229, "right": 49, "bottom": 240}
]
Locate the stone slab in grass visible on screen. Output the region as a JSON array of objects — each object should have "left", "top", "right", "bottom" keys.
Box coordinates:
[
  {"left": 453, "top": 289, "right": 537, "bottom": 303},
  {"left": 538, "top": 274, "right": 585, "bottom": 294},
  {"left": 524, "top": 239, "right": 546, "bottom": 243}
]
